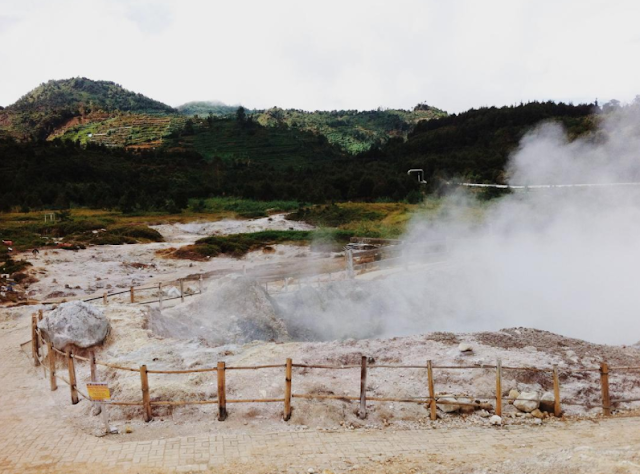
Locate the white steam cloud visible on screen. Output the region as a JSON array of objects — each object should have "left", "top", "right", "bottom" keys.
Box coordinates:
[
  {"left": 277, "top": 105, "right": 640, "bottom": 345},
  {"left": 397, "top": 104, "right": 640, "bottom": 345}
]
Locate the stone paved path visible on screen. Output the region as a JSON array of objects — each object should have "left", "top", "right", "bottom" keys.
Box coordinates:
[{"left": 2, "top": 316, "right": 640, "bottom": 474}]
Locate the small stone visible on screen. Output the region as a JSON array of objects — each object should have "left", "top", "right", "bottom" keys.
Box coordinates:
[
  {"left": 458, "top": 342, "right": 473, "bottom": 353},
  {"left": 477, "top": 409, "right": 491, "bottom": 418},
  {"left": 489, "top": 415, "right": 502, "bottom": 426},
  {"left": 531, "top": 409, "right": 544, "bottom": 419},
  {"left": 125, "top": 425, "right": 133, "bottom": 434},
  {"left": 508, "top": 389, "right": 520, "bottom": 401}
]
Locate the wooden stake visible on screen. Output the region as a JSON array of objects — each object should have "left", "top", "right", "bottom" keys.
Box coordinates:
[
  {"left": 217, "top": 361, "right": 227, "bottom": 421},
  {"left": 359, "top": 356, "right": 367, "bottom": 419},
  {"left": 158, "top": 283, "right": 163, "bottom": 310},
  {"left": 552, "top": 365, "right": 561, "bottom": 417},
  {"left": 130, "top": 286, "right": 135, "bottom": 303},
  {"left": 427, "top": 360, "right": 437, "bottom": 420},
  {"left": 67, "top": 350, "right": 79, "bottom": 405},
  {"left": 284, "top": 358, "right": 292, "bottom": 421},
  {"left": 495, "top": 359, "right": 502, "bottom": 417},
  {"left": 31, "top": 315, "right": 40, "bottom": 367},
  {"left": 600, "top": 362, "right": 611, "bottom": 416},
  {"left": 90, "top": 352, "right": 97, "bottom": 382},
  {"left": 47, "top": 342, "right": 57, "bottom": 391},
  {"left": 179, "top": 279, "right": 184, "bottom": 303},
  {"left": 140, "top": 365, "right": 152, "bottom": 422},
  {"left": 103, "top": 292, "right": 108, "bottom": 305},
  {"left": 38, "top": 309, "right": 43, "bottom": 321}
]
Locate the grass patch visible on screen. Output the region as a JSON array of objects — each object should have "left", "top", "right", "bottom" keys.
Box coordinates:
[
  {"left": 192, "top": 197, "right": 302, "bottom": 218},
  {"left": 173, "top": 229, "right": 355, "bottom": 260}
]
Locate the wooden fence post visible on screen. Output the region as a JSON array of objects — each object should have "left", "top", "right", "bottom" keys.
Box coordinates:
[
  {"left": 284, "top": 358, "right": 292, "bottom": 421},
  {"left": 495, "top": 359, "right": 502, "bottom": 417},
  {"left": 31, "top": 315, "right": 40, "bottom": 367},
  {"left": 358, "top": 356, "right": 367, "bottom": 419},
  {"left": 90, "top": 352, "right": 97, "bottom": 382},
  {"left": 103, "top": 292, "right": 108, "bottom": 305},
  {"left": 217, "top": 361, "right": 227, "bottom": 421},
  {"left": 38, "top": 309, "right": 43, "bottom": 321},
  {"left": 427, "top": 360, "right": 437, "bottom": 420},
  {"left": 47, "top": 342, "right": 57, "bottom": 391},
  {"left": 140, "top": 365, "right": 152, "bottom": 422},
  {"left": 179, "top": 279, "right": 184, "bottom": 303},
  {"left": 553, "top": 365, "right": 561, "bottom": 417},
  {"left": 67, "top": 350, "right": 79, "bottom": 405},
  {"left": 130, "top": 286, "right": 135, "bottom": 303},
  {"left": 600, "top": 362, "right": 611, "bottom": 416}
]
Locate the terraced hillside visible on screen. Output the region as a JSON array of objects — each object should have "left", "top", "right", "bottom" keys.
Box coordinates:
[{"left": 51, "top": 113, "right": 187, "bottom": 149}]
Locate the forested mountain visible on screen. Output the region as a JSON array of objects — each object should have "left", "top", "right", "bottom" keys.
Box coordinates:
[
  {"left": 368, "top": 101, "right": 597, "bottom": 186},
  {"left": 0, "top": 76, "right": 605, "bottom": 213},
  {"left": 0, "top": 78, "right": 175, "bottom": 141}
]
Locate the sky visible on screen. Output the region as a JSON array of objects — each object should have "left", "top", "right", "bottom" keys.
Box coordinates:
[{"left": 1, "top": 0, "right": 639, "bottom": 113}]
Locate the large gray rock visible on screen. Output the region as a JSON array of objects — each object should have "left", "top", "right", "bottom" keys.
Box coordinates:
[
  {"left": 37, "top": 301, "right": 110, "bottom": 350},
  {"left": 513, "top": 391, "right": 540, "bottom": 413}
]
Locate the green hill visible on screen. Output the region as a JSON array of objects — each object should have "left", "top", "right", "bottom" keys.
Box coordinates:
[
  {"left": 0, "top": 77, "right": 175, "bottom": 140},
  {"left": 254, "top": 104, "right": 447, "bottom": 154},
  {"left": 374, "top": 101, "right": 597, "bottom": 185}
]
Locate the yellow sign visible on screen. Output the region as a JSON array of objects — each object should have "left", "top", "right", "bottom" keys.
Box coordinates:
[{"left": 87, "top": 382, "right": 111, "bottom": 401}]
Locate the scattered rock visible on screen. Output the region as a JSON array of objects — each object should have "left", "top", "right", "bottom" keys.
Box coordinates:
[
  {"left": 458, "top": 342, "right": 473, "bottom": 353},
  {"left": 508, "top": 389, "right": 520, "bottom": 401},
  {"left": 37, "top": 301, "right": 109, "bottom": 350},
  {"left": 477, "top": 409, "right": 492, "bottom": 418},
  {"left": 539, "top": 391, "right": 555, "bottom": 412},
  {"left": 531, "top": 408, "right": 544, "bottom": 419},
  {"left": 514, "top": 391, "right": 540, "bottom": 413},
  {"left": 489, "top": 415, "right": 502, "bottom": 426}
]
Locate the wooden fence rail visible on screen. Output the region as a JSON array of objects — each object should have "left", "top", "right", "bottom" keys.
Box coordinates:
[{"left": 29, "top": 316, "right": 640, "bottom": 425}]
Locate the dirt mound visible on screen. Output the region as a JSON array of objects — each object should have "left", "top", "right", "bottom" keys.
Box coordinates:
[{"left": 149, "top": 275, "right": 289, "bottom": 345}]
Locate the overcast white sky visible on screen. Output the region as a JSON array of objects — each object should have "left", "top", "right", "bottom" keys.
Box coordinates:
[{"left": 1, "top": 0, "right": 639, "bottom": 113}]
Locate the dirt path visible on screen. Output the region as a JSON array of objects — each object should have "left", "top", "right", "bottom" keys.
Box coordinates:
[{"left": 2, "top": 316, "right": 640, "bottom": 473}]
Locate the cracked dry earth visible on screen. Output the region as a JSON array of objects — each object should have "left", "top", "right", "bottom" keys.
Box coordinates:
[{"left": 1, "top": 313, "right": 640, "bottom": 474}]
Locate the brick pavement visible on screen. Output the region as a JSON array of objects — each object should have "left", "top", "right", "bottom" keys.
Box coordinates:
[{"left": 2, "top": 318, "right": 640, "bottom": 473}]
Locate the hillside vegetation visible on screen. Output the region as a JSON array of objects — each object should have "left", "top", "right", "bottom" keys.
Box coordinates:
[
  {"left": 177, "top": 101, "right": 253, "bottom": 117},
  {"left": 255, "top": 104, "right": 447, "bottom": 154}
]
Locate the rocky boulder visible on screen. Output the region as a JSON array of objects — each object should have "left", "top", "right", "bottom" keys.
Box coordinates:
[
  {"left": 37, "top": 301, "right": 110, "bottom": 350},
  {"left": 513, "top": 391, "right": 540, "bottom": 413}
]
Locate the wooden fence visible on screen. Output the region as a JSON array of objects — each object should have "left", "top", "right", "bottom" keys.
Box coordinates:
[
  {"left": 28, "top": 313, "right": 640, "bottom": 423},
  {"left": 82, "top": 274, "right": 204, "bottom": 308}
]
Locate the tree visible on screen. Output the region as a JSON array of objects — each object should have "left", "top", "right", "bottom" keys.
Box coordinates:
[{"left": 236, "top": 106, "right": 247, "bottom": 126}]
